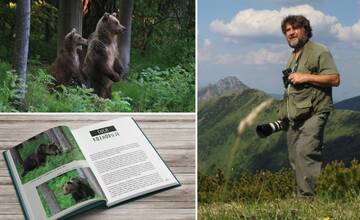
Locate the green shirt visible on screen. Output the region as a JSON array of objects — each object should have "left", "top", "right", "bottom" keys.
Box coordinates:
[{"left": 280, "top": 40, "right": 339, "bottom": 121}]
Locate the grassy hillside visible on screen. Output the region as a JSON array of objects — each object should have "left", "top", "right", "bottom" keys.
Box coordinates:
[{"left": 198, "top": 88, "right": 360, "bottom": 178}]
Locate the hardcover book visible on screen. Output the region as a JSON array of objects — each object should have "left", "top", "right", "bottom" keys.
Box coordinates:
[{"left": 3, "top": 117, "right": 180, "bottom": 220}]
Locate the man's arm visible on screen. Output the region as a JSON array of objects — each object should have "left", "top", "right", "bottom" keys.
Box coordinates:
[{"left": 288, "top": 72, "right": 340, "bottom": 87}]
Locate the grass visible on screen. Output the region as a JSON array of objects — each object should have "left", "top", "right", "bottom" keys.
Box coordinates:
[
  {"left": 19, "top": 147, "right": 85, "bottom": 184},
  {"left": 199, "top": 161, "right": 360, "bottom": 219},
  {"left": 199, "top": 196, "right": 360, "bottom": 220}
]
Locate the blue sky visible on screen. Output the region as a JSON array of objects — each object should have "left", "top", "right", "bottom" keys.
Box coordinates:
[{"left": 198, "top": 0, "right": 360, "bottom": 101}]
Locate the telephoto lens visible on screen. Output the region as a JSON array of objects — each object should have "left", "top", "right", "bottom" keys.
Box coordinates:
[{"left": 256, "top": 120, "right": 284, "bottom": 138}]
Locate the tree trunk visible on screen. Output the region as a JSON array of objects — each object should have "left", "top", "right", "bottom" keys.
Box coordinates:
[
  {"left": 82, "top": 167, "right": 104, "bottom": 197},
  {"left": 38, "top": 183, "right": 61, "bottom": 215},
  {"left": 45, "top": 127, "right": 73, "bottom": 152},
  {"left": 57, "top": 0, "right": 83, "bottom": 54},
  {"left": 118, "top": 0, "right": 133, "bottom": 79},
  {"left": 10, "top": 147, "right": 23, "bottom": 167},
  {"left": 13, "top": 0, "right": 31, "bottom": 103}
]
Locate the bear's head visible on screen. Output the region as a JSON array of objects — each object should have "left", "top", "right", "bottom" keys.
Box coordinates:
[
  {"left": 63, "top": 177, "right": 81, "bottom": 194},
  {"left": 45, "top": 143, "right": 60, "bottom": 155},
  {"left": 37, "top": 143, "right": 60, "bottom": 155},
  {"left": 96, "top": 12, "right": 125, "bottom": 35},
  {"left": 64, "top": 28, "right": 88, "bottom": 51}
]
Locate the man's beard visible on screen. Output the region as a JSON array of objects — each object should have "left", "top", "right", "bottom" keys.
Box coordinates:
[{"left": 288, "top": 35, "right": 308, "bottom": 50}]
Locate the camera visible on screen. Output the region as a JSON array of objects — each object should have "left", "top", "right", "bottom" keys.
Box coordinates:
[
  {"left": 256, "top": 120, "right": 287, "bottom": 138},
  {"left": 282, "top": 68, "right": 292, "bottom": 88}
]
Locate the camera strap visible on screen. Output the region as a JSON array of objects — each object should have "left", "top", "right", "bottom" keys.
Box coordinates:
[{"left": 291, "top": 49, "right": 303, "bottom": 73}]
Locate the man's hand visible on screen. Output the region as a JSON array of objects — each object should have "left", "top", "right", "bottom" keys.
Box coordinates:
[
  {"left": 288, "top": 72, "right": 309, "bottom": 85},
  {"left": 288, "top": 72, "right": 340, "bottom": 87}
]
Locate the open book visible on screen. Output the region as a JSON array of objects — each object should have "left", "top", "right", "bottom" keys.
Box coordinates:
[{"left": 3, "top": 117, "right": 180, "bottom": 220}]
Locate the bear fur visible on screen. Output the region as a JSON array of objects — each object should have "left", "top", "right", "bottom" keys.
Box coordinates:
[
  {"left": 83, "top": 12, "right": 126, "bottom": 99},
  {"left": 63, "top": 177, "right": 95, "bottom": 202},
  {"left": 21, "top": 143, "right": 60, "bottom": 177},
  {"left": 49, "top": 28, "right": 88, "bottom": 86}
]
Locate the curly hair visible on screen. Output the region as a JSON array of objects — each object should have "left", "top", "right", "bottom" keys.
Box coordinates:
[{"left": 281, "top": 15, "right": 312, "bottom": 39}]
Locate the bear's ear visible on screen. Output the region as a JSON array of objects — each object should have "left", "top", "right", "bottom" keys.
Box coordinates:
[
  {"left": 104, "top": 12, "right": 110, "bottom": 20},
  {"left": 112, "top": 12, "right": 117, "bottom": 17}
]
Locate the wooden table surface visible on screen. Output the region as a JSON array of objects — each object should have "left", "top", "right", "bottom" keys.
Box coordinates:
[{"left": 0, "top": 114, "right": 196, "bottom": 220}]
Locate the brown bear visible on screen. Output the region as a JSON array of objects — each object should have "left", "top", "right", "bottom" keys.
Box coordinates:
[
  {"left": 49, "top": 28, "right": 88, "bottom": 87},
  {"left": 21, "top": 143, "right": 60, "bottom": 177},
  {"left": 82, "top": 12, "right": 126, "bottom": 99},
  {"left": 63, "top": 177, "right": 95, "bottom": 202}
]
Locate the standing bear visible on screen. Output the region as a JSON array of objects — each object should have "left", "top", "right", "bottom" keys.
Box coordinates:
[
  {"left": 83, "top": 12, "right": 126, "bottom": 99},
  {"left": 63, "top": 177, "right": 95, "bottom": 202},
  {"left": 49, "top": 28, "right": 88, "bottom": 86}
]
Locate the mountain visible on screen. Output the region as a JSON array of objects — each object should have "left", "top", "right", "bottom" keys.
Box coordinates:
[
  {"left": 198, "top": 86, "right": 360, "bottom": 179},
  {"left": 198, "top": 76, "right": 249, "bottom": 103},
  {"left": 334, "top": 96, "right": 360, "bottom": 111}
]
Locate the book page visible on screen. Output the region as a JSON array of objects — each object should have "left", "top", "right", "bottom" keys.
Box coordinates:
[
  {"left": 4, "top": 126, "right": 106, "bottom": 220},
  {"left": 72, "top": 117, "right": 180, "bottom": 207}
]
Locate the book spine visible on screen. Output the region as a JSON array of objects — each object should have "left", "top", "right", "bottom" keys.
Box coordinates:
[{"left": 2, "top": 151, "right": 30, "bottom": 220}]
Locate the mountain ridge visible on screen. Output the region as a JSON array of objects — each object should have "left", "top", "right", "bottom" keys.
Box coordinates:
[
  {"left": 198, "top": 81, "right": 360, "bottom": 178},
  {"left": 198, "top": 76, "right": 249, "bottom": 103}
]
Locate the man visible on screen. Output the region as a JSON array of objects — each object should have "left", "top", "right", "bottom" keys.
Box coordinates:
[{"left": 278, "top": 15, "right": 340, "bottom": 197}]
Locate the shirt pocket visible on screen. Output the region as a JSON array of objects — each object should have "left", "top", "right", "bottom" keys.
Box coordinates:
[{"left": 288, "top": 87, "right": 314, "bottom": 121}]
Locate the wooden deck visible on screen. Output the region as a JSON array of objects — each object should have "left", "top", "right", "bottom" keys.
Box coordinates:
[{"left": 0, "top": 114, "right": 196, "bottom": 220}]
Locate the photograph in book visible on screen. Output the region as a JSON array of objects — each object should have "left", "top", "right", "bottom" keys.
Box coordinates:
[
  {"left": 10, "top": 126, "right": 85, "bottom": 184},
  {"left": 36, "top": 168, "right": 104, "bottom": 218}
]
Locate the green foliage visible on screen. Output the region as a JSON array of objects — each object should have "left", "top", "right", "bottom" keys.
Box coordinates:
[
  {"left": 0, "top": 62, "right": 18, "bottom": 111},
  {"left": 18, "top": 133, "right": 49, "bottom": 160},
  {"left": 199, "top": 196, "right": 360, "bottom": 220},
  {"left": 199, "top": 162, "right": 360, "bottom": 219},
  {"left": 39, "top": 169, "right": 80, "bottom": 217},
  {"left": 0, "top": 60, "right": 196, "bottom": 112},
  {"left": 0, "top": 1, "right": 58, "bottom": 62},
  {"left": 199, "top": 169, "right": 295, "bottom": 204},
  {"left": 132, "top": 0, "right": 195, "bottom": 67},
  {"left": 116, "top": 64, "right": 195, "bottom": 112},
  {"left": 20, "top": 146, "right": 85, "bottom": 184},
  {"left": 38, "top": 189, "right": 52, "bottom": 217},
  {"left": 30, "top": 0, "right": 58, "bottom": 62},
  {"left": 317, "top": 160, "right": 360, "bottom": 200},
  {"left": 198, "top": 89, "right": 288, "bottom": 177},
  {"left": 0, "top": 64, "right": 133, "bottom": 112},
  {"left": 0, "top": 2, "right": 17, "bottom": 61},
  {"left": 39, "top": 169, "right": 103, "bottom": 217}
]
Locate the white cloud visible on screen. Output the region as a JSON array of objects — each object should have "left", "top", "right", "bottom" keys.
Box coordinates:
[
  {"left": 204, "top": 38, "right": 212, "bottom": 49},
  {"left": 198, "top": 38, "right": 213, "bottom": 61},
  {"left": 210, "top": 4, "right": 360, "bottom": 46},
  {"left": 331, "top": 20, "right": 360, "bottom": 42},
  {"left": 216, "top": 47, "right": 288, "bottom": 65},
  {"left": 264, "top": 0, "right": 324, "bottom": 6}
]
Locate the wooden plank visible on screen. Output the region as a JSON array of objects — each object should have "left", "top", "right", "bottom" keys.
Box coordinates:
[{"left": 0, "top": 115, "right": 196, "bottom": 220}]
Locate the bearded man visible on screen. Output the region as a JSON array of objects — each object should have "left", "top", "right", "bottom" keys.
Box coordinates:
[{"left": 278, "top": 15, "right": 340, "bottom": 197}]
